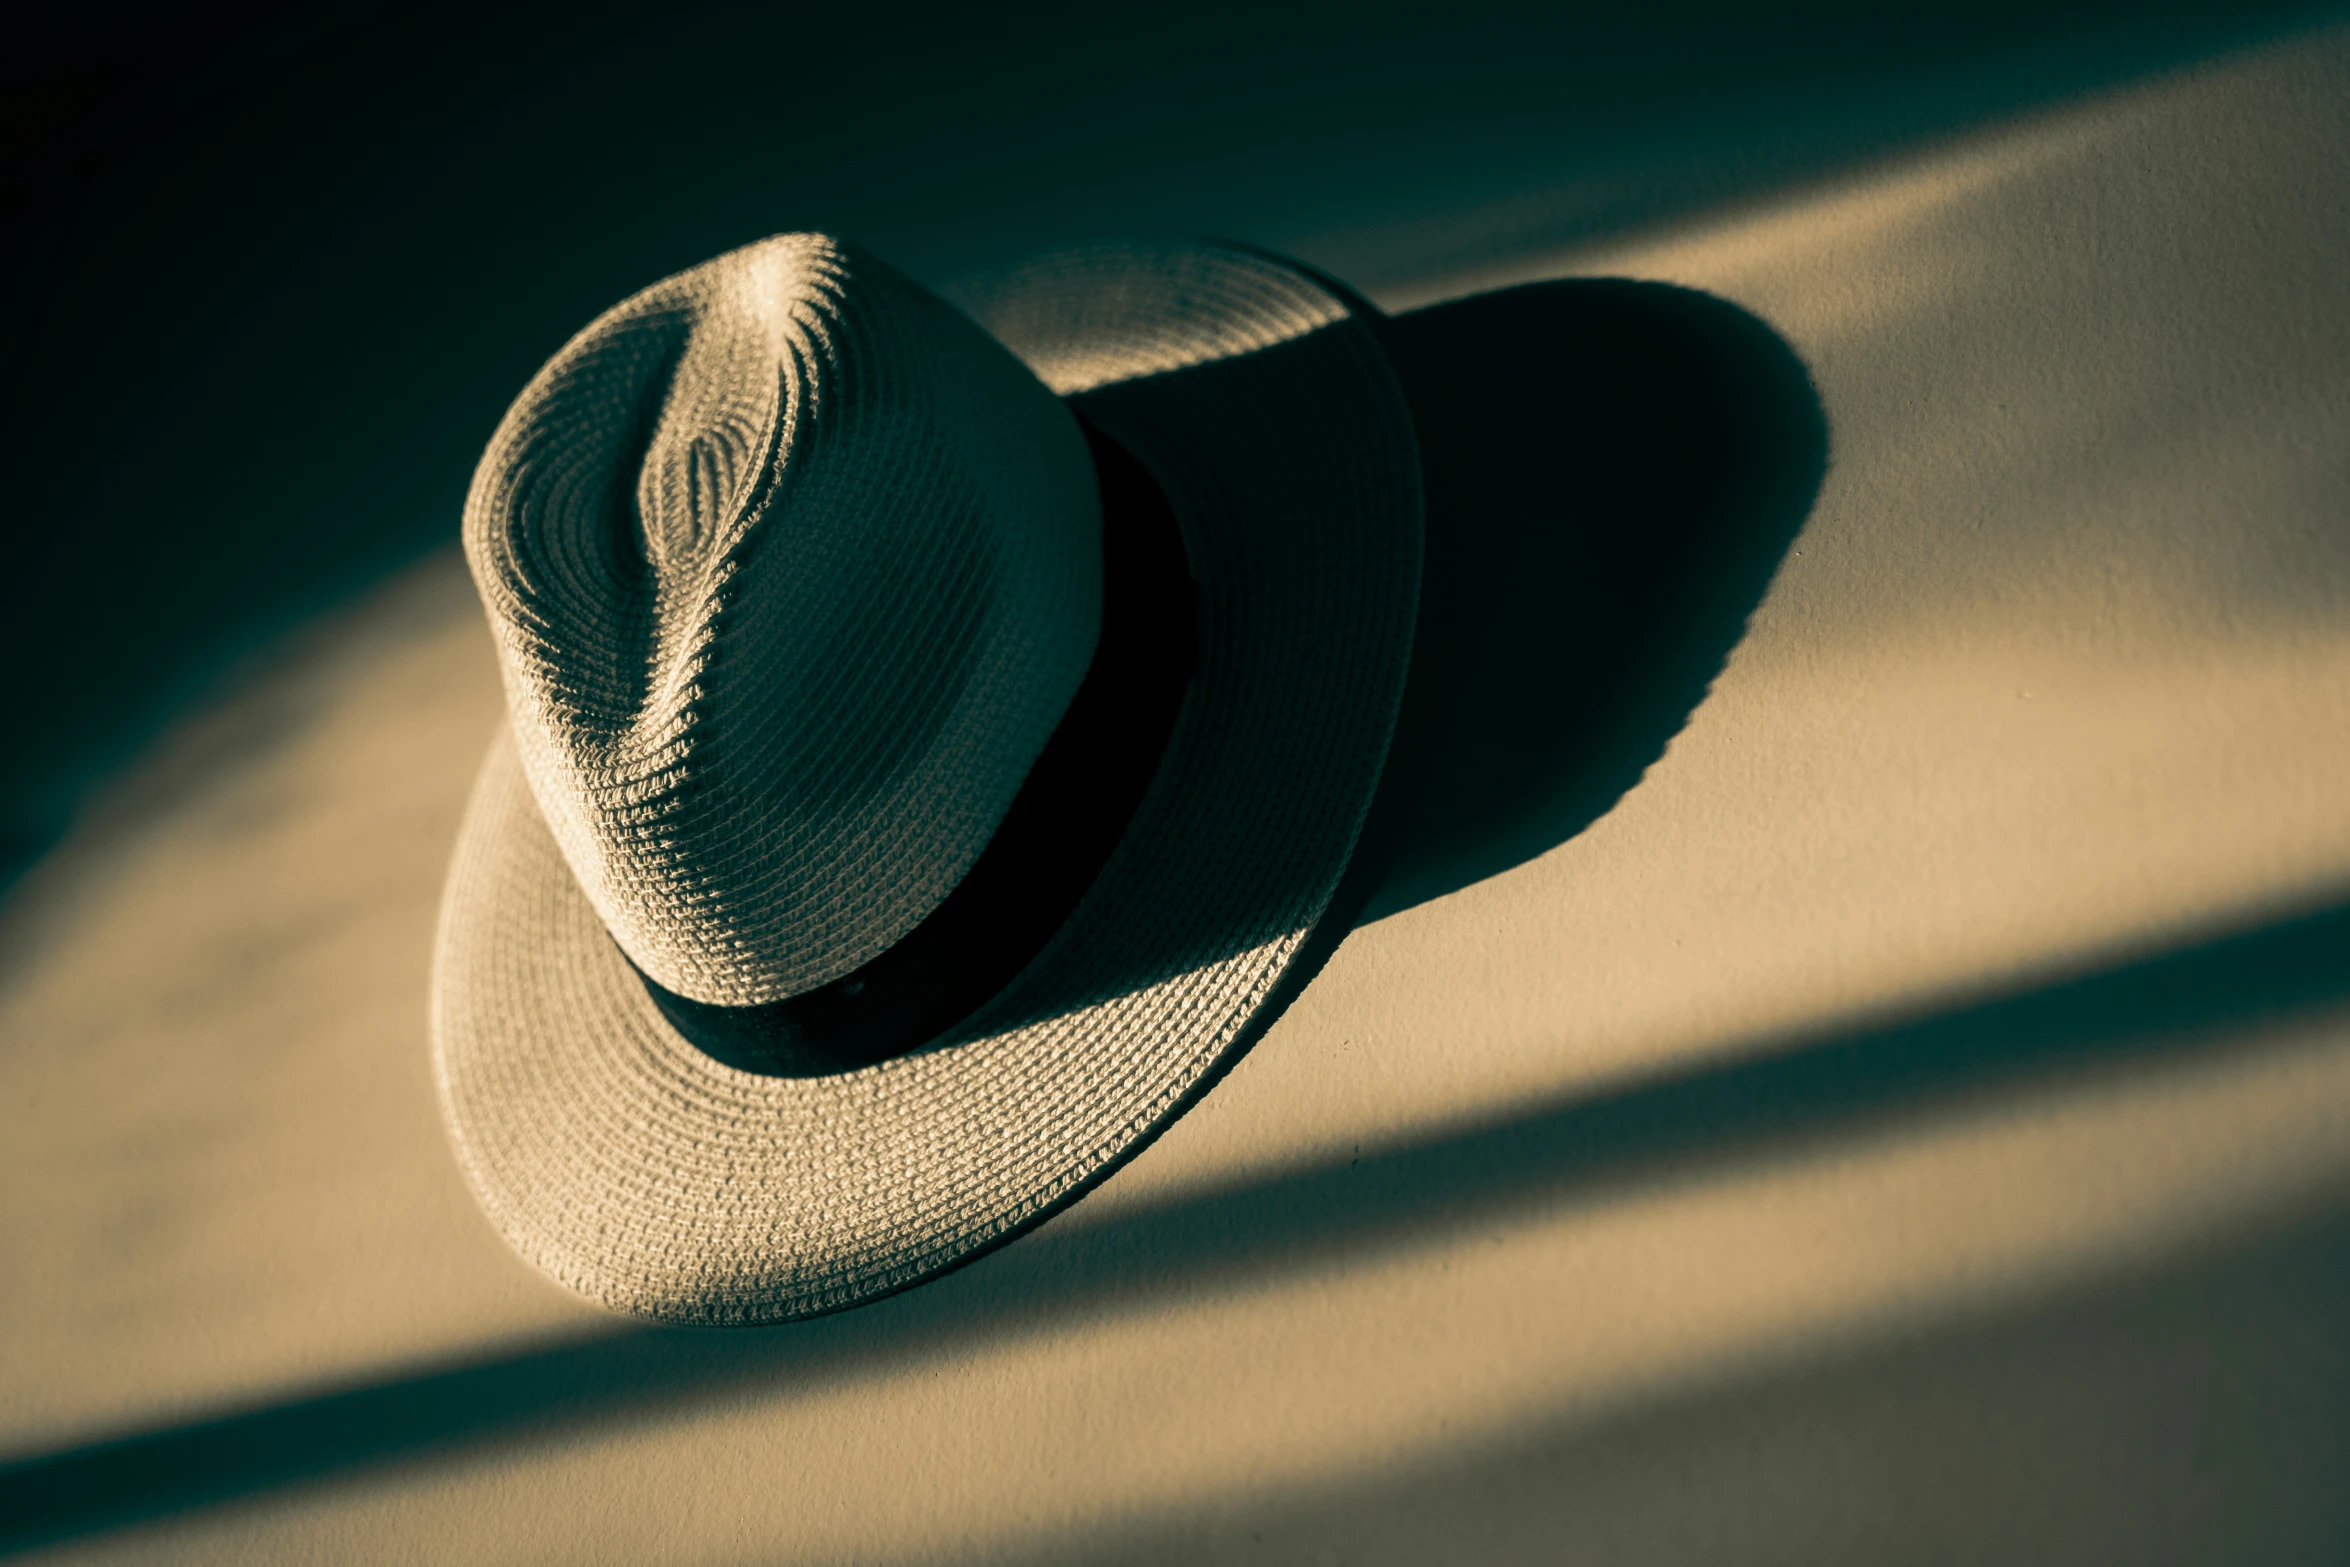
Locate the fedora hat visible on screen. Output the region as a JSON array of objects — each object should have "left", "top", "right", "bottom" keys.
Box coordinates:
[{"left": 433, "top": 232, "right": 1423, "bottom": 1325}]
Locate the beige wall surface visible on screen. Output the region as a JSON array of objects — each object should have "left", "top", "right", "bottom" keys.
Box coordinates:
[{"left": 5, "top": 17, "right": 2350, "bottom": 1565}]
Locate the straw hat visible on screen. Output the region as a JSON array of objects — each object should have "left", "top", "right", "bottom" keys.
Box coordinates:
[{"left": 432, "top": 233, "right": 1422, "bottom": 1324}]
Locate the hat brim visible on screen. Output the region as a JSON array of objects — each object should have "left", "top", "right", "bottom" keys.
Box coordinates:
[{"left": 431, "top": 243, "right": 1423, "bottom": 1324}]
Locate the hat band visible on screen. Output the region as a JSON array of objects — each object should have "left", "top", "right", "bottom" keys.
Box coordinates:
[{"left": 631, "top": 417, "right": 1198, "bottom": 1076}]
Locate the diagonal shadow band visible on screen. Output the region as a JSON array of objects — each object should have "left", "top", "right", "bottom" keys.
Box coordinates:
[{"left": 6, "top": 893, "right": 2347, "bottom": 1554}]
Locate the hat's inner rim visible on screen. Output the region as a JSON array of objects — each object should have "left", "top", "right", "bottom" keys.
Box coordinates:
[{"left": 633, "top": 414, "right": 1199, "bottom": 1076}]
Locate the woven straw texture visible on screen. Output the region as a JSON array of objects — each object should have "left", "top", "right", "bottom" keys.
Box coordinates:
[
  {"left": 465, "top": 234, "right": 1101, "bottom": 1005},
  {"left": 434, "top": 242, "right": 1421, "bottom": 1323}
]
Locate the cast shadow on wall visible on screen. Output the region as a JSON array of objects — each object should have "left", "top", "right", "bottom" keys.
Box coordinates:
[
  {"left": 932, "top": 275, "right": 1825, "bottom": 1050},
  {"left": 1361, "top": 278, "right": 1829, "bottom": 922}
]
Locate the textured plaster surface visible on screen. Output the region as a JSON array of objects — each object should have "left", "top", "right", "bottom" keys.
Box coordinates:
[{"left": 5, "top": 21, "right": 2350, "bottom": 1565}]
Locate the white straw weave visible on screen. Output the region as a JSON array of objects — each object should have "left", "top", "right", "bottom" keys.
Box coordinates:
[
  {"left": 464, "top": 234, "right": 1101, "bottom": 1005},
  {"left": 435, "top": 241, "right": 1421, "bottom": 1323}
]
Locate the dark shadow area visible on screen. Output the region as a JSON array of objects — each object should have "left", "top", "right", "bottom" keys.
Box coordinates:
[
  {"left": 1036, "top": 1181, "right": 2350, "bottom": 1565},
  {"left": 937, "top": 311, "right": 1427, "bottom": 1037},
  {"left": 6, "top": 891, "right": 2346, "bottom": 1553},
  {"left": 1364, "top": 279, "right": 1829, "bottom": 920},
  {"left": 2, "top": 0, "right": 2337, "bottom": 890}
]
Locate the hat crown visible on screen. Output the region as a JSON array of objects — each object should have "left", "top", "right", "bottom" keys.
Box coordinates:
[{"left": 465, "top": 234, "right": 1102, "bottom": 1006}]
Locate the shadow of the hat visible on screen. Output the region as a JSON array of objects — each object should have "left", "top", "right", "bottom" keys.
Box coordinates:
[
  {"left": 1360, "top": 278, "right": 1831, "bottom": 924},
  {"left": 976, "top": 277, "right": 1829, "bottom": 1037}
]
